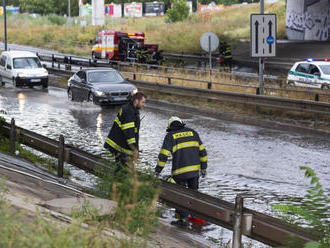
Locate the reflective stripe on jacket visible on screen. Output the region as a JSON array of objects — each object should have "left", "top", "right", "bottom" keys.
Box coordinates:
[
  {"left": 156, "top": 127, "right": 207, "bottom": 180},
  {"left": 104, "top": 102, "right": 140, "bottom": 155}
]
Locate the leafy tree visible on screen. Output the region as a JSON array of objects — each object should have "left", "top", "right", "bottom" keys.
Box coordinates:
[
  {"left": 273, "top": 167, "right": 330, "bottom": 248},
  {"left": 18, "top": 0, "right": 79, "bottom": 16},
  {"left": 166, "top": 0, "right": 189, "bottom": 23},
  {"left": 7, "top": 0, "right": 20, "bottom": 6}
]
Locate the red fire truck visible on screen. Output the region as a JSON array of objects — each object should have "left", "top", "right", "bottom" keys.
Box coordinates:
[{"left": 91, "top": 30, "right": 162, "bottom": 64}]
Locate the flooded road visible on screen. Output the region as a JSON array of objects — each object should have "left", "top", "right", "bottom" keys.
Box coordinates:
[{"left": 0, "top": 85, "right": 329, "bottom": 246}]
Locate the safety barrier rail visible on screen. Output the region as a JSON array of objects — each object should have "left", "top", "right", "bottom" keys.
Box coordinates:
[
  {"left": 45, "top": 64, "right": 330, "bottom": 118},
  {"left": 0, "top": 120, "right": 320, "bottom": 247},
  {"left": 37, "top": 52, "right": 330, "bottom": 103}
]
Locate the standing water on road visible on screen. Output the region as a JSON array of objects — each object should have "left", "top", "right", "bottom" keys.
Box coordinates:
[{"left": 0, "top": 85, "right": 329, "bottom": 246}]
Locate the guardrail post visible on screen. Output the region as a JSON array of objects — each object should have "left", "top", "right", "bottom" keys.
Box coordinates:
[
  {"left": 314, "top": 93, "right": 319, "bottom": 102},
  {"left": 58, "top": 62, "right": 60, "bottom": 69},
  {"left": 208, "top": 70, "right": 212, "bottom": 89},
  {"left": 133, "top": 73, "right": 136, "bottom": 80},
  {"left": 69, "top": 56, "right": 72, "bottom": 64},
  {"left": 232, "top": 195, "right": 243, "bottom": 248},
  {"left": 52, "top": 54, "right": 54, "bottom": 68},
  {"left": 256, "top": 87, "right": 260, "bottom": 95},
  {"left": 10, "top": 118, "right": 16, "bottom": 155},
  {"left": 58, "top": 135, "right": 64, "bottom": 178},
  {"left": 89, "top": 59, "right": 91, "bottom": 67},
  {"left": 168, "top": 77, "right": 171, "bottom": 85}
]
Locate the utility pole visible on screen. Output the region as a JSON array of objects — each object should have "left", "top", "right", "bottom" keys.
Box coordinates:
[
  {"left": 258, "top": 0, "right": 264, "bottom": 94},
  {"left": 3, "top": 0, "right": 7, "bottom": 50}
]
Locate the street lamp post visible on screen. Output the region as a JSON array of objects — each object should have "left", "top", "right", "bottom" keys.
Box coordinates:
[{"left": 2, "top": 0, "right": 7, "bottom": 50}]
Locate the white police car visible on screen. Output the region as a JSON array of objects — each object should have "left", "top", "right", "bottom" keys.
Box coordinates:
[{"left": 287, "top": 59, "right": 330, "bottom": 89}]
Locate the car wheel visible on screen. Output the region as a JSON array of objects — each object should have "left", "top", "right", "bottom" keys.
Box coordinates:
[
  {"left": 287, "top": 81, "right": 295, "bottom": 86},
  {"left": 92, "top": 52, "right": 97, "bottom": 60},
  {"left": 0, "top": 76, "right": 4, "bottom": 86},
  {"left": 68, "top": 89, "right": 74, "bottom": 101},
  {"left": 13, "top": 78, "right": 18, "bottom": 87},
  {"left": 88, "top": 93, "right": 95, "bottom": 103},
  {"left": 321, "top": 84, "right": 330, "bottom": 90}
]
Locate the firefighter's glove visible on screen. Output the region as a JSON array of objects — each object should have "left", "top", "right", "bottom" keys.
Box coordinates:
[
  {"left": 201, "top": 169, "right": 207, "bottom": 178},
  {"left": 155, "top": 171, "right": 160, "bottom": 178}
]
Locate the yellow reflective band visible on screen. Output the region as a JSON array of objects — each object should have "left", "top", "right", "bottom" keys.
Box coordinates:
[
  {"left": 199, "top": 144, "right": 205, "bottom": 151},
  {"left": 173, "top": 165, "right": 200, "bottom": 176},
  {"left": 119, "top": 108, "right": 122, "bottom": 116},
  {"left": 173, "top": 141, "right": 199, "bottom": 153},
  {"left": 200, "top": 155, "right": 208, "bottom": 162},
  {"left": 105, "top": 137, "right": 133, "bottom": 155},
  {"left": 173, "top": 131, "right": 193, "bottom": 139},
  {"left": 114, "top": 116, "right": 122, "bottom": 128},
  {"left": 134, "top": 128, "right": 138, "bottom": 133},
  {"left": 160, "top": 148, "right": 171, "bottom": 157},
  {"left": 127, "top": 138, "right": 136, "bottom": 144},
  {"left": 157, "top": 160, "right": 166, "bottom": 167},
  {"left": 122, "top": 122, "right": 135, "bottom": 130}
]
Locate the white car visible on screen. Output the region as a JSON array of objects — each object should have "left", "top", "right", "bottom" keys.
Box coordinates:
[
  {"left": 287, "top": 59, "right": 330, "bottom": 89},
  {"left": 0, "top": 50, "right": 48, "bottom": 88}
]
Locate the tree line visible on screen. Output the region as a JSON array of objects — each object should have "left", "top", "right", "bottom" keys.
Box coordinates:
[{"left": 5, "top": 0, "right": 258, "bottom": 16}]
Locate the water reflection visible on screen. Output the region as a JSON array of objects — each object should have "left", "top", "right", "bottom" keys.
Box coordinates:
[{"left": 17, "top": 92, "right": 26, "bottom": 113}]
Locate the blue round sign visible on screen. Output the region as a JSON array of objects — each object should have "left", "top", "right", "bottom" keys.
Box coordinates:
[{"left": 266, "top": 36, "right": 274, "bottom": 45}]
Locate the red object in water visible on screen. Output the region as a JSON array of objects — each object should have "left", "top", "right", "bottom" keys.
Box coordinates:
[{"left": 188, "top": 217, "right": 206, "bottom": 225}]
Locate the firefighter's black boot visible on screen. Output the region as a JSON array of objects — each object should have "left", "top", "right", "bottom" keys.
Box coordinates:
[{"left": 170, "top": 219, "right": 189, "bottom": 227}]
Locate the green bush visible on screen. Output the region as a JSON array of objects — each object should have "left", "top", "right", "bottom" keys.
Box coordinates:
[
  {"left": 47, "top": 14, "right": 67, "bottom": 25},
  {"left": 273, "top": 167, "right": 330, "bottom": 248},
  {"left": 94, "top": 161, "right": 160, "bottom": 236},
  {"left": 166, "top": 0, "right": 190, "bottom": 23}
]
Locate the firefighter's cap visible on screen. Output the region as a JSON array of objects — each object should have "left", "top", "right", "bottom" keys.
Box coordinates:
[{"left": 168, "top": 116, "right": 183, "bottom": 128}]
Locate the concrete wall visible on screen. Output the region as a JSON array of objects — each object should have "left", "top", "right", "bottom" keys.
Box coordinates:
[
  {"left": 286, "top": 0, "right": 330, "bottom": 40},
  {"left": 92, "top": 0, "right": 105, "bottom": 26}
]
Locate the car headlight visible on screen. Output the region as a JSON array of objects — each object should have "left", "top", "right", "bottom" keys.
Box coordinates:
[
  {"left": 95, "top": 90, "right": 104, "bottom": 96},
  {"left": 131, "top": 89, "right": 138, "bottom": 95},
  {"left": 17, "top": 72, "right": 28, "bottom": 78}
]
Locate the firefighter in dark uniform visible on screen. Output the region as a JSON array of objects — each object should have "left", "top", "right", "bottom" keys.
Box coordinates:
[
  {"left": 155, "top": 116, "right": 207, "bottom": 227},
  {"left": 219, "top": 41, "right": 232, "bottom": 71},
  {"left": 104, "top": 92, "right": 147, "bottom": 166}
]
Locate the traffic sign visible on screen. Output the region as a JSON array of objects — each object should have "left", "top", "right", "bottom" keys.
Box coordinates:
[
  {"left": 200, "top": 32, "right": 219, "bottom": 53},
  {"left": 250, "top": 14, "right": 276, "bottom": 57}
]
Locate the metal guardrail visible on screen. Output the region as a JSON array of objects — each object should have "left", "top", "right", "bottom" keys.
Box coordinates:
[
  {"left": 45, "top": 64, "right": 330, "bottom": 117},
  {"left": 37, "top": 52, "right": 330, "bottom": 102},
  {"left": 0, "top": 120, "right": 320, "bottom": 247}
]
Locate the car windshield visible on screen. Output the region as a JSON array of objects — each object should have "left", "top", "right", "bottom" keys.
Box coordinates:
[
  {"left": 13, "top": 57, "right": 42, "bottom": 69},
  {"left": 318, "top": 65, "right": 330, "bottom": 75},
  {"left": 88, "top": 70, "right": 124, "bottom": 84}
]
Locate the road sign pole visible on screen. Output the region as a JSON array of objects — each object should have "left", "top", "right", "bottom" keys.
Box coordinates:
[
  {"left": 3, "top": 0, "right": 7, "bottom": 51},
  {"left": 258, "top": 0, "right": 264, "bottom": 95},
  {"left": 209, "top": 36, "right": 212, "bottom": 87}
]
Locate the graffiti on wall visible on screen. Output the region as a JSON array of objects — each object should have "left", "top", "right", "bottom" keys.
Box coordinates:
[{"left": 286, "top": 0, "right": 330, "bottom": 40}]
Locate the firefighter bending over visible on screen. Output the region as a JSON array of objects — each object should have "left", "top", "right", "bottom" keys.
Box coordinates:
[
  {"left": 155, "top": 116, "right": 207, "bottom": 227},
  {"left": 104, "top": 92, "right": 147, "bottom": 167}
]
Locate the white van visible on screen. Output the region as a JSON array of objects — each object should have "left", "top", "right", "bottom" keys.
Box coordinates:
[{"left": 0, "top": 50, "right": 48, "bottom": 88}]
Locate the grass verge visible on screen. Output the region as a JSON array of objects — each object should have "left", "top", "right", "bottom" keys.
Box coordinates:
[{"left": 0, "top": 1, "right": 286, "bottom": 55}]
